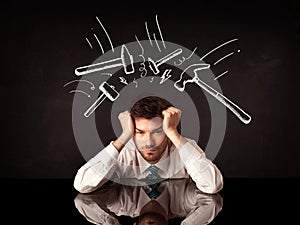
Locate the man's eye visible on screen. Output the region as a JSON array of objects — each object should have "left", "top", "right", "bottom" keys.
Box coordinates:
[
  {"left": 154, "top": 130, "right": 162, "bottom": 134},
  {"left": 135, "top": 131, "right": 143, "bottom": 135}
]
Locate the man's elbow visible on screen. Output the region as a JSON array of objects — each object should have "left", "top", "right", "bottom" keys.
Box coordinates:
[
  {"left": 198, "top": 179, "right": 223, "bottom": 194},
  {"left": 210, "top": 180, "right": 223, "bottom": 194},
  {"left": 73, "top": 177, "right": 93, "bottom": 194},
  {"left": 73, "top": 183, "right": 94, "bottom": 194}
]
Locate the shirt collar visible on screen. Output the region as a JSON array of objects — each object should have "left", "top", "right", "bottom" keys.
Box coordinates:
[
  {"left": 136, "top": 143, "right": 170, "bottom": 177},
  {"left": 138, "top": 183, "right": 169, "bottom": 214}
]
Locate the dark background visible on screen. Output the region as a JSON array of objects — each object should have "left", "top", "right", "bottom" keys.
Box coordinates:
[{"left": 1, "top": 0, "right": 299, "bottom": 178}]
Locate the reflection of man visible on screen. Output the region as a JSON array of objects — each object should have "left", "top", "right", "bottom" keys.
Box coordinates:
[
  {"left": 74, "top": 179, "right": 223, "bottom": 225},
  {"left": 74, "top": 96, "right": 223, "bottom": 193}
]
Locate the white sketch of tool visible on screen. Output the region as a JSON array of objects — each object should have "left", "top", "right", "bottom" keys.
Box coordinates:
[
  {"left": 84, "top": 81, "right": 119, "bottom": 118},
  {"left": 148, "top": 48, "right": 182, "bottom": 74},
  {"left": 160, "top": 69, "right": 172, "bottom": 84},
  {"left": 75, "top": 44, "right": 135, "bottom": 76},
  {"left": 174, "top": 64, "right": 251, "bottom": 124}
]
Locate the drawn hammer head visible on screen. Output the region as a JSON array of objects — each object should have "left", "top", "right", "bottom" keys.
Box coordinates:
[
  {"left": 174, "top": 72, "right": 194, "bottom": 92},
  {"left": 99, "top": 81, "right": 119, "bottom": 101},
  {"left": 121, "top": 45, "right": 135, "bottom": 74},
  {"left": 147, "top": 57, "right": 160, "bottom": 75},
  {"left": 174, "top": 64, "right": 210, "bottom": 92}
]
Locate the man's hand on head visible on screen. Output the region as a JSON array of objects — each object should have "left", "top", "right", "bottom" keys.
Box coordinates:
[
  {"left": 162, "top": 107, "right": 187, "bottom": 148},
  {"left": 113, "top": 110, "right": 134, "bottom": 151},
  {"left": 162, "top": 107, "right": 181, "bottom": 135}
]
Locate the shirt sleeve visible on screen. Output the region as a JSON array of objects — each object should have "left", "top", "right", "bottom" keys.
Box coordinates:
[
  {"left": 74, "top": 185, "right": 121, "bottom": 225},
  {"left": 178, "top": 139, "right": 224, "bottom": 194},
  {"left": 181, "top": 190, "right": 223, "bottom": 225},
  {"left": 73, "top": 142, "right": 119, "bottom": 193}
]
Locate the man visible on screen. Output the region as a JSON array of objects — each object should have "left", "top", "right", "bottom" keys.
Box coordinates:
[
  {"left": 74, "top": 96, "right": 223, "bottom": 193},
  {"left": 74, "top": 179, "right": 223, "bottom": 225}
]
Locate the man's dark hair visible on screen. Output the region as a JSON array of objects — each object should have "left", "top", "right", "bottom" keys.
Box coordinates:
[{"left": 130, "top": 96, "right": 173, "bottom": 120}]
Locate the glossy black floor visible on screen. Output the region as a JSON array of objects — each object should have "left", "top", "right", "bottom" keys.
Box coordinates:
[{"left": 1, "top": 178, "right": 299, "bottom": 224}]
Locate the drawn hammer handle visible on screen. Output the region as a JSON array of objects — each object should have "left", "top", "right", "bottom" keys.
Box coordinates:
[
  {"left": 84, "top": 93, "right": 106, "bottom": 117},
  {"left": 84, "top": 81, "right": 119, "bottom": 118},
  {"left": 194, "top": 77, "right": 252, "bottom": 124}
]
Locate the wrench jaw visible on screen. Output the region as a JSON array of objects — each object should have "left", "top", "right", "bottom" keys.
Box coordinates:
[{"left": 147, "top": 57, "right": 160, "bottom": 75}]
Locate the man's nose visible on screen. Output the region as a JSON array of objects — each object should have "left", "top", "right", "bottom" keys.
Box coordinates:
[{"left": 144, "top": 132, "right": 155, "bottom": 145}]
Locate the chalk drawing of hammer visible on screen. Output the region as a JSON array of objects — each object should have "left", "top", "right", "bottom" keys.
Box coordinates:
[
  {"left": 75, "top": 44, "right": 135, "bottom": 76},
  {"left": 174, "top": 64, "right": 252, "bottom": 124},
  {"left": 84, "top": 81, "right": 119, "bottom": 117},
  {"left": 148, "top": 48, "right": 182, "bottom": 74}
]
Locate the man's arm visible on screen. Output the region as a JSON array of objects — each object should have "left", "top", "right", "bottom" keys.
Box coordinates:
[
  {"left": 162, "top": 107, "right": 223, "bottom": 194},
  {"left": 181, "top": 179, "right": 223, "bottom": 225},
  {"left": 74, "top": 184, "right": 121, "bottom": 225},
  {"left": 73, "top": 143, "right": 119, "bottom": 193},
  {"left": 178, "top": 140, "right": 224, "bottom": 194},
  {"left": 74, "top": 110, "right": 134, "bottom": 193},
  {"left": 112, "top": 110, "right": 134, "bottom": 151},
  {"left": 162, "top": 107, "right": 187, "bottom": 149}
]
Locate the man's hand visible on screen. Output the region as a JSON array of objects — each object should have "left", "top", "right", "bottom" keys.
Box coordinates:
[
  {"left": 113, "top": 110, "right": 134, "bottom": 151},
  {"left": 162, "top": 107, "right": 187, "bottom": 148},
  {"left": 162, "top": 107, "right": 181, "bottom": 136}
]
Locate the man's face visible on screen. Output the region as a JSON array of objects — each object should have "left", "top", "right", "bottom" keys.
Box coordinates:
[
  {"left": 136, "top": 212, "right": 168, "bottom": 225},
  {"left": 133, "top": 117, "right": 168, "bottom": 164}
]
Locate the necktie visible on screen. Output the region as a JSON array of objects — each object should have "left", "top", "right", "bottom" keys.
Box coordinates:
[
  {"left": 147, "top": 165, "right": 160, "bottom": 180},
  {"left": 147, "top": 166, "right": 161, "bottom": 199}
]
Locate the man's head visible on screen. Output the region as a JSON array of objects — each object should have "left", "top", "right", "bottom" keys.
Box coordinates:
[
  {"left": 134, "top": 212, "right": 168, "bottom": 225},
  {"left": 133, "top": 199, "right": 168, "bottom": 225},
  {"left": 130, "top": 96, "right": 173, "bottom": 120},
  {"left": 130, "top": 96, "right": 173, "bottom": 164}
]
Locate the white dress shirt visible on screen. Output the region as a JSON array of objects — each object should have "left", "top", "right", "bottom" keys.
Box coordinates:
[
  {"left": 74, "top": 137, "right": 223, "bottom": 194},
  {"left": 74, "top": 178, "right": 223, "bottom": 225}
]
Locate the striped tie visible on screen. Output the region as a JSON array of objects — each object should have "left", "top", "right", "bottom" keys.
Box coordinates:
[
  {"left": 147, "top": 166, "right": 161, "bottom": 199},
  {"left": 147, "top": 165, "right": 160, "bottom": 179},
  {"left": 148, "top": 182, "right": 160, "bottom": 199}
]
